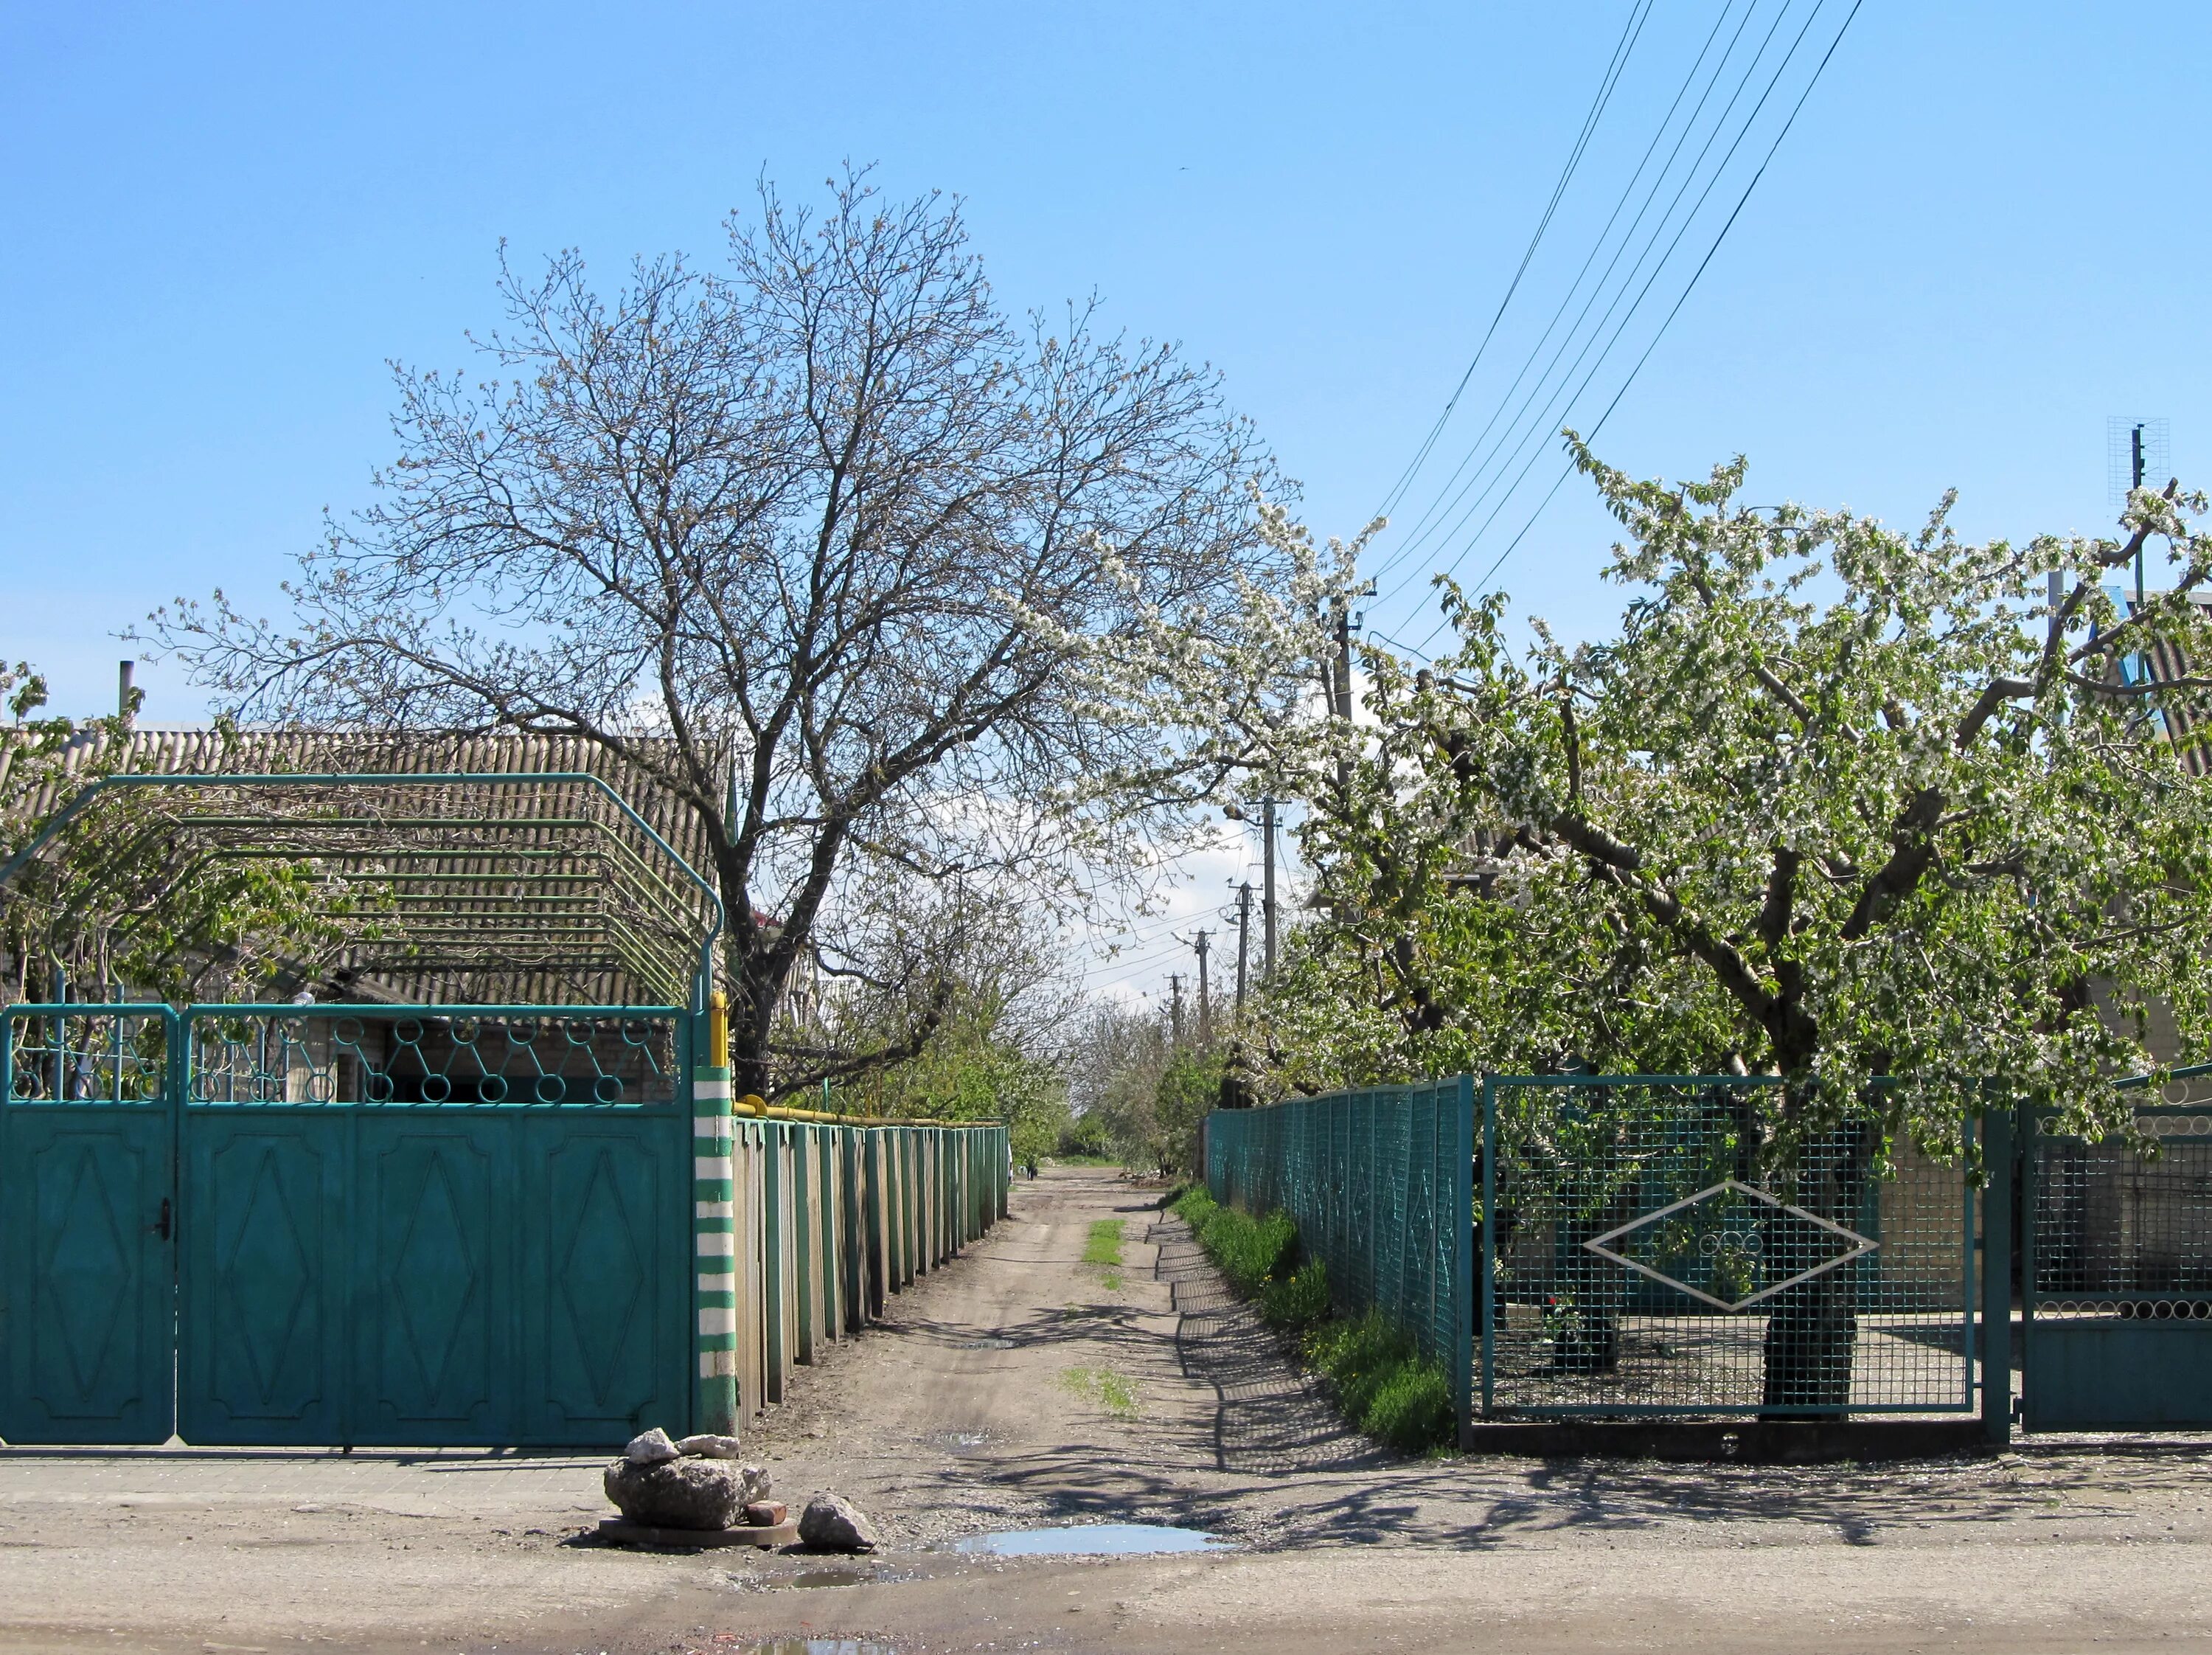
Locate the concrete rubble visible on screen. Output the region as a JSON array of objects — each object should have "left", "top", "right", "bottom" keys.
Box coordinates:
[{"left": 602, "top": 1430, "right": 772, "bottom": 1531}]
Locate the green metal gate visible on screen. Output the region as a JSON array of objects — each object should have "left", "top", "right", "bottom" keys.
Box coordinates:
[
  {"left": 1481, "top": 1075, "right": 1981, "bottom": 1420},
  {"left": 3, "top": 1002, "right": 692, "bottom": 1447},
  {"left": 0, "top": 1004, "right": 175, "bottom": 1443},
  {"left": 2022, "top": 1067, "right": 2212, "bottom": 1430}
]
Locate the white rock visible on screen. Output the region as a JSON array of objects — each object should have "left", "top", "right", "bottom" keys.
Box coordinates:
[
  {"left": 622, "top": 1426, "right": 681, "bottom": 1465},
  {"left": 675, "top": 1433, "right": 744, "bottom": 1460}
]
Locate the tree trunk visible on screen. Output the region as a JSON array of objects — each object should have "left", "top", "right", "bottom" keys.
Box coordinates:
[
  {"left": 728, "top": 953, "right": 781, "bottom": 1100},
  {"left": 1759, "top": 1120, "right": 1874, "bottom": 1414}
]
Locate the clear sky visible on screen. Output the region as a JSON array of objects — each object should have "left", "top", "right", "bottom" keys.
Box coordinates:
[{"left": 6, "top": 2, "right": 2207, "bottom": 1008}]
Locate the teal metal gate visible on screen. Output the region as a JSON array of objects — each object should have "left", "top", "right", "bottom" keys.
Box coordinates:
[
  {"left": 1482, "top": 1075, "right": 1980, "bottom": 1419},
  {"left": 2022, "top": 1068, "right": 2212, "bottom": 1430},
  {"left": 0, "top": 1005, "right": 174, "bottom": 1443},
  {"left": 3, "top": 1002, "right": 692, "bottom": 1447}
]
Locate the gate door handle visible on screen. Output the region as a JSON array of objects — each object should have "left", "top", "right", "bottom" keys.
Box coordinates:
[{"left": 153, "top": 1197, "right": 172, "bottom": 1243}]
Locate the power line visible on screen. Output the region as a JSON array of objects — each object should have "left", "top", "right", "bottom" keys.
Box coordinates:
[
  {"left": 1370, "top": 2, "right": 1652, "bottom": 530},
  {"left": 1371, "top": 0, "right": 1762, "bottom": 591},
  {"left": 1415, "top": 0, "right": 1866, "bottom": 650},
  {"left": 1381, "top": 0, "right": 1795, "bottom": 597},
  {"left": 1412, "top": 0, "right": 1822, "bottom": 604}
]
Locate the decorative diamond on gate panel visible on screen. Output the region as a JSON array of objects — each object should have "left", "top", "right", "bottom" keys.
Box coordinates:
[{"left": 1582, "top": 1179, "right": 1878, "bottom": 1311}]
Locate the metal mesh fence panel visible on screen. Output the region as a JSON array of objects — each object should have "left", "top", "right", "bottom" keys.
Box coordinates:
[
  {"left": 2031, "top": 1066, "right": 2212, "bottom": 1322},
  {"left": 1483, "top": 1077, "right": 1975, "bottom": 1418},
  {"left": 1205, "top": 1079, "right": 1474, "bottom": 1435}
]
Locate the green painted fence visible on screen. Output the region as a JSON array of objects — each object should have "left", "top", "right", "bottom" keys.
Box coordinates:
[
  {"left": 726, "top": 1111, "right": 1009, "bottom": 1421},
  {"left": 1, "top": 1002, "right": 1009, "bottom": 1447},
  {"left": 1203, "top": 1078, "right": 1475, "bottom": 1443}
]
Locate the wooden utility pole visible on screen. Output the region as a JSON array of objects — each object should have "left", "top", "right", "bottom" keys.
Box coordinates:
[
  {"left": 1234, "top": 882, "right": 1252, "bottom": 1010},
  {"left": 1331, "top": 598, "right": 1353, "bottom": 789},
  {"left": 1261, "top": 797, "right": 1277, "bottom": 977},
  {"left": 1192, "top": 930, "right": 1212, "bottom": 1043}
]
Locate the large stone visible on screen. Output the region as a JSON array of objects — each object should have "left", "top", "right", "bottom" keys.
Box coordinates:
[
  {"left": 675, "top": 1433, "right": 745, "bottom": 1460},
  {"left": 603, "top": 1457, "right": 772, "bottom": 1530},
  {"left": 622, "top": 1426, "right": 681, "bottom": 1465},
  {"left": 798, "top": 1492, "right": 879, "bottom": 1552}
]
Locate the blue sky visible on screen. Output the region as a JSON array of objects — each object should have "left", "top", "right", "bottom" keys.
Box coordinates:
[{"left": 5, "top": 2, "right": 2207, "bottom": 1001}]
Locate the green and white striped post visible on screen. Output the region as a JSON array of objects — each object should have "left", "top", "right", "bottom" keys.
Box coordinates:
[{"left": 694, "top": 992, "right": 739, "bottom": 1435}]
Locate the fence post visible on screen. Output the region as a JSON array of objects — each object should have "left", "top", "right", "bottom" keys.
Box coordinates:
[
  {"left": 692, "top": 993, "right": 739, "bottom": 1436},
  {"left": 1980, "top": 1105, "right": 2015, "bottom": 1445},
  {"left": 1478, "top": 1074, "right": 1495, "bottom": 1424},
  {"left": 1453, "top": 1074, "right": 1475, "bottom": 1449}
]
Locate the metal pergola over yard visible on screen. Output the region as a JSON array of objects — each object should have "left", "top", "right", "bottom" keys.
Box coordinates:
[{"left": 2, "top": 768, "right": 723, "bottom": 1014}]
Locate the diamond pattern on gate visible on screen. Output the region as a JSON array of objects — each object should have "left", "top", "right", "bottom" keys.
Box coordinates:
[
  {"left": 225, "top": 1148, "right": 311, "bottom": 1402},
  {"left": 394, "top": 1156, "right": 477, "bottom": 1403},
  {"left": 1581, "top": 1178, "right": 1878, "bottom": 1312},
  {"left": 46, "top": 1149, "right": 131, "bottom": 1397},
  {"left": 559, "top": 1150, "right": 645, "bottom": 1408}
]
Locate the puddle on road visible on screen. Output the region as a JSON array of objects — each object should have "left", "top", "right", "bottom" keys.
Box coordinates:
[
  {"left": 786, "top": 1567, "right": 875, "bottom": 1589},
  {"left": 737, "top": 1642, "right": 897, "bottom": 1654},
  {"left": 955, "top": 1337, "right": 1015, "bottom": 1350},
  {"left": 950, "top": 1522, "right": 1230, "bottom": 1557},
  {"left": 923, "top": 1429, "right": 995, "bottom": 1455}
]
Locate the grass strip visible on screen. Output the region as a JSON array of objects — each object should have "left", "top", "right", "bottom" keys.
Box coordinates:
[
  {"left": 1168, "top": 1185, "right": 1453, "bottom": 1454},
  {"left": 1060, "top": 1364, "right": 1140, "bottom": 1419},
  {"left": 1082, "top": 1218, "right": 1124, "bottom": 1267}
]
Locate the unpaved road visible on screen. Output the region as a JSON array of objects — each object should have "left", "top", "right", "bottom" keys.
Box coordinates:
[{"left": 4, "top": 1165, "right": 2212, "bottom": 1654}]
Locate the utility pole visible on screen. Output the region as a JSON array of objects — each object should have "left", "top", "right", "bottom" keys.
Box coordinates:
[
  {"left": 116, "top": 660, "right": 136, "bottom": 728},
  {"left": 1335, "top": 600, "right": 1355, "bottom": 723},
  {"left": 2134, "top": 422, "right": 2149, "bottom": 610},
  {"left": 1192, "top": 930, "right": 1212, "bottom": 1042},
  {"left": 1234, "top": 881, "right": 1252, "bottom": 1010},
  {"left": 1168, "top": 974, "right": 1183, "bottom": 1044},
  {"left": 1261, "top": 797, "right": 1277, "bottom": 976},
  {"left": 1330, "top": 598, "right": 1354, "bottom": 789}
]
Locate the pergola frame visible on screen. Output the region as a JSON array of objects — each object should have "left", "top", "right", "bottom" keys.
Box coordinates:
[{"left": 0, "top": 771, "right": 726, "bottom": 1018}]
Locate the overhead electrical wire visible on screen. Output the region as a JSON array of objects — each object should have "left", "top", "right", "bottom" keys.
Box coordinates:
[
  {"left": 1408, "top": 0, "right": 1826, "bottom": 596},
  {"left": 1413, "top": 0, "right": 1866, "bottom": 650},
  {"left": 1368, "top": 1, "right": 1653, "bottom": 531},
  {"left": 1368, "top": 0, "right": 1761, "bottom": 588}
]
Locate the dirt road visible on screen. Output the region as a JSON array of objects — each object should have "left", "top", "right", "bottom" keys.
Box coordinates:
[{"left": 4, "top": 1165, "right": 2211, "bottom": 1654}]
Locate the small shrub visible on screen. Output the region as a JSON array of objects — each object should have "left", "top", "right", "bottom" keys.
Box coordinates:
[
  {"left": 1363, "top": 1359, "right": 1453, "bottom": 1453},
  {"left": 1306, "top": 1309, "right": 1454, "bottom": 1453},
  {"left": 1170, "top": 1187, "right": 1298, "bottom": 1295}
]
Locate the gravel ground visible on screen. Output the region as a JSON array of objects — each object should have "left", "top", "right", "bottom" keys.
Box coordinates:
[{"left": 4, "top": 1165, "right": 2211, "bottom": 1654}]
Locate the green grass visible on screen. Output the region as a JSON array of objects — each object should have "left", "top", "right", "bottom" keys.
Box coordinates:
[
  {"left": 1168, "top": 1187, "right": 1295, "bottom": 1297},
  {"left": 1102, "top": 1271, "right": 1124, "bottom": 1291},
  {"left": 1168, "top": 1186, "right": 1453, "bottom": 1454},
  {"left": 1082, "top": 1218, "right": 1124, "bottom": 1267},
  {"left": 1060, "top": 1364, "right": 1140, "bottom": 1419},
  {"left": 1305, "top": 1311, "right": 1454, "bottom": 1451}
]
